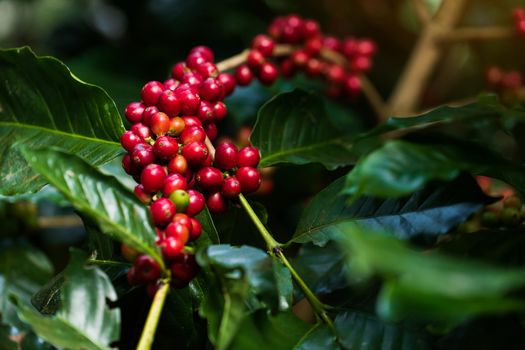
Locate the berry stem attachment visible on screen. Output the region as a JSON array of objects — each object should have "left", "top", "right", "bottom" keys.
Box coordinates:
[
  {"left": 216, "top": 45, "right": 295, "bottom": 72},
  {"left": 238, "top": 193, "right": 333, "bottom": 327},
  {"left": 137, "top": 279, "right": 170, "bottom": 350}
]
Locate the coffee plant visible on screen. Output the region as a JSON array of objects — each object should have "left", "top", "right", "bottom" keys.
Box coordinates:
[{"left": 2, "top": 2, "right": 525, "bottom": 349}]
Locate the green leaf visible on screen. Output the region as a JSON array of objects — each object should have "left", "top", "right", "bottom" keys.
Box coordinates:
[
  {"left": 291, "top": 174, "right": 490, "bottom": 246},
  {"left": 344, "top": 140, "right": 525, "bottom": 198},
  {"left": 336, "top": 226, "right": 525, "bottom": 325},
  {"left": 229, "top": 310, "right": 316, "bottom": 350},
  {"left": 0, "top": 47, "right": 125, "bottom": 195},
  {"left": 12, "top": 250, "right": 120, "bottom": 350},
  {"left": 0, "top": 242, "right": 53, "bottom": 329},
  {"left": 251, "top": 89, "right": 355, "bottom": 170},
  {"left": 198, "top": 245, "right": 293, "bottom": 350},
  {"left": 294, "top": 324, "right": 339, "bottom": 350},
  {"left": 19, "top": 147, "right": 162, "bottom": 267}
]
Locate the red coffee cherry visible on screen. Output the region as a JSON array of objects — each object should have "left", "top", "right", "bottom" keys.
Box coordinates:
[
  {"left": 258, "top": 62, "right": 278, "bottom": 85},
  {"left": 163, "top": 78, "right": 179, "bottom": 91},
  {"left": 172, "top": 213, "right": 192, "bottom": 230},
  {"left": 124, "top": 102, "right": 145, "bottom": 124},
  {"left": 133, "top": 255, "right": 161, "bottom": 284},
  {"left": 180, "top": 126, "right": 206, "bottom": 145},
  {"left": 131, "top": 143, "right": 155, "bottom": 168},
  {"left": 235, "top": 65, "right": 254, "bottom": 86},
  {"left": 303, "top": 19, "right": 320, "bottom": 38},
  {"left": 182, "top": 142, "right": 209, "bottom": 168},
  {"left": 196, "top": 167, "right": 224, "bottom": 191},
  {"left": 341, "top": 38, "right": 358, "bottom": 57},
  {"left": 214, "top": 142, "right": 238, "bottom": 170},
  {"left": 150, "top": 198, "right": 176, "bottom": 227},
  {"left": 157, "top": 90, "right": 181, "bottom": 117},
  {"left": 165, "top": 222, "right": 190, "bottom": 244},
  {"left": 251, "top": 34, "right": 275, "bottom": 57},
  {"left": 168, "top": 155, "right": 189, "bottom": 174},
  {"left": 280, "top": 59, "right": 296, "bottom": 78},
  {"left": 237, "top": 146, "right": 261, "bottom": 168},
  {"left": 236, "top": 167, "right": 262, "bottom": 193},
  {"left": 134, "top": 184, "right": 152, "bottom": 204},
  {"left": 150, "top": 112, "right": 171, "bottom": 137},
  {"left": 182, "top": 116, "right": 202, "bottom": 128},
  {"left": 344, "top": 74, "right": 361, "bottom": 97},
  {"left": 160, "top": 236, "right": 184, "bottom": 261},
  {"left": 323, "top": 36, "right": 342, "bottom": 51},
  {"left": 141, "top": 164, "right": 167, "bottom": 193},
  {"left": 186, "top": 52, "right": 207, "bottom": 69},
  {"left": 172, "top": 62, "right": 189, "bottom": 80},
  {"left": 163, "top": 173, "right": 188, "bottom": 197},
  {"left": 197, "top": 101, "right": 215, "bottom": 124},
  {"left": 204, "top": 123, "right": 218, "bottom": 141},
  {"left": 206, "top": 192, "right": 228, "bottom": 214},
  {"left": 186, "top": 189, "right": 205, "bottom": 216},
  {"left": 169, "top": 116, "right": 186, "bottom": 136},
  {"left": 146, "top": 280, "right": 163, "bottom": 298},
  {"left": 127, "top": 266, "right": 140, "bottom": 285},
  {"left": 141, "top": 81, "right": 164, "bottom": 106},
  {"left": 212, "top": 102, "right": 227, "bottom": 121},
  {"left": 304, "top": 37, "right": 323, "bottom": 56},
  {"left": 142, "top": 106, "right": 159, "bottom": 127},
  {"left": 291, "top": 50, "right": 309, "bottom": 67},
  {"left": 326, "top": 64, "right": 346, "bottom": 84},
  {"left": 175, "top": 88, "right": 201, "bottom": 115},
  {"left": 189, "top": 218, "right": 202, "bottom": 241},
  {"left": 221, "top": 176, "right": 241, "bottom": 198},
  {"left": 196, "top": 62, "right": 219, "bottom": 79},
  {"left": 217, "top": 73, "right": 236, "bottom": 96},
  {"left": 153, "top": 136, "right": 179, "bottom": 160},
  {"left": 130, "top": 123, "right": 151, "bottom": 140},
  {"left": 200, "top": 78, "right": 223, "bottom": 102},
  {"left": 357, "top": 39, "right": 377, "bottom": 56},
  {"left": 189, "top": 45, "right": 214, "bottom": 62},
  {"left": 305, "top": 58, "right": 322, "bottom": 77},
  {"left": 351, "top": 55, "right": 372, "bottom": 73},
  {"left": 120, "top": 131, "right": 142, "bottom": 152},
  {"left": 170, "top": 254, "right": 199, "bottom": 288},
  {"left": 181, "top": 71, "right": 203, "bottom": 86},
  {"left": 122, "top": 154, "right": 141, "bottom": 175},
  {"left": 247, "top": 49, "right": 266, "bottom": 69},
  {"left": 169, "top": 189, "right": 190, "bottom": 213}
]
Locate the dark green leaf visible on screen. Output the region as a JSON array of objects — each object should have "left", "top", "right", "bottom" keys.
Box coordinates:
[
  {"left": 294, "top": 324, "right": 339, "bottom": 350},
  {"left": 0, "top": 242, "right": 53, "bottom": 328},
  {"left": 196, "top": 207, "right": 220, "bottom": 246},
  {"left": 291, "top": 174, "right": 490, "bottom": 246},
  {"left": 0, "top": 47, "right": 125, "bottom": 195},
  {"left": 344, "top": 140, "right": 525, "bottom": 198},
  {"left": 336, "top": 226, "right": 525, "bottom": 325},
  {"left": 251, "top": 90, "right": 355, "bottom": 170},
  {"left": 20, "top": 147, "right": 162, "bottom": 267},
  {"left": 12, "top": 250, "right": 120, "bottom": 350}
]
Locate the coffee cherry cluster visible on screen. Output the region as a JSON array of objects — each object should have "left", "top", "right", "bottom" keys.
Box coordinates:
[
  {"left": 513, "top": 8, "right": 525, "bottom": 36},
  {"left": 231, "top": 14, "right": 377, "bottom": 99},
  {"left": 120, "top": 45, "right": 265, "bottom": 292}
]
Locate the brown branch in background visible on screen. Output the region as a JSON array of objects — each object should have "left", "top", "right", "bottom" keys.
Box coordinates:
[
  {"left": 440, "top": 26, "right": 514, "bottom": 42},
  {"left": 411, "top": 0, "right": 431, "bottom": 24},
  {"left": 216, "top": 45, "right": 294, "bottom": 72},
  {"left": 38, "top": 215, "right": 83, "bottom": 229},
  {"left": 387, "top": 0, "right": 469, "bottom": 116}
]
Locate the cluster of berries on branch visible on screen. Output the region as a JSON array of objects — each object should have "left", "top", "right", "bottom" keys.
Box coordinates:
[{"left": 513, "top": 8, "right": 525, "bottom": 36}]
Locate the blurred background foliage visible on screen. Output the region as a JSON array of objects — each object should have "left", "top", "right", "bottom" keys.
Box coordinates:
[{"left": 1, "top": 0, "right": 525, "bottom": 269}]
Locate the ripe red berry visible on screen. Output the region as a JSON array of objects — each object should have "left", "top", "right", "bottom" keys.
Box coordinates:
[
  {"left": 173, "top": 213, "right": 192, "bottom": 230},
  {"left": 169, "top": 189, "right": 190, "bottom": 213},
  {"left": 305, "top": 58, "right": 322, "bottom": 77},
  {"left": 150, "top": 112, "right": 171, "bottom": 136},
  {"left": 351, "top": 55, "right": 372, "bottom": 73},
  {"left": 206, "top": 192, "right": 228, "bottom": 214},
  {"left": 131, "top": 143, "right": 155, "bottom": 168},
  {"left": 133, "top": 255, "right": 161, "bottom": 284},
  {"left": 163, "top": 78, "right": 179, "bottom": 91},
  {"left": 141, "top": 164, "right": 166, "bottom": 193},
  {"left": 341, "top": 38, "right": 358, "bottom": 58},
  {"left": 181, "top": 71, "right": 203, "bottom": 86},
  {"left": 161, "top": 236, "right": 184, "bottom": 260},
  {"left": 235, "top": 65, "right": 254, "bottom": 86},
  {"left": 180, "top": 126, "right": 206, "bottom": 145},
  {"left": 163, "top": 173, "right": 188, "bottom": 196},
  {"left": 142, "top": 106, "right": 159, "bottom": 127},
  {"left": 221, "top": 176, "right": 241, "bottom": 198},
  {"left": 258, "top": 62, "right": 278, "bottom": 85},
  {"left": 291, "top": 50, "right": 309, "bottom": 67},
  {"left": 304, "top": 37, "right": 323, "bottom": 56},
  {"left": 134, "top": 184, "right": 152, "bottom": 204},
  {"left": 168, "top": 155, "right": 189, "bottom": 174},
  {"left": 189, "top": 218, "right": 202, "bottom": 241},
  {"left": 150, "top": 198, "right": 176, "bottom": 227},
  {"left": 165, "top": 222, "right": 190, "bottom": 244},
  {"left": 130, "top": 123, "right": 151, "bottom": 140},
  {"left": 199, "top": 78, "right": 223, "bottom": 102},
  {"left": 236, "top": 167, "right": 262, "bottom": 193},
  {"left": 197, "top": 101, "right": 215, "bottom": 124},
  {"left": 169, "top": 116, "right": 186, "bottom": 136},
  {"left": 186, "top": 52, "right": 207, "bottom": 69},
  {"left": 303, "top": 19, "right": 320, "bottom": 38},
  {"left": 204, "top": 123, "right": 218, "bottom": 141},
  {"left": 175, "top": 88, "right": 201, "bottom": 115},
  {"left": 124, "top": 102, "right": 145, "bottom": 124},
  {"left": 186, "top": 189, "right": 205, "bottom": 216},
  {"left": 196, "top": 62, "right": 219, "bottom": 79},
  {"left": 122, "top": 154, "right": 141, "bottom": 175},
  {"left": 217, "top": 73, "right": 236, "bottom": 96},
  {"left": 182, "top": 116, "right": 202, "bottom": 128},
  {"left": 251, "top": 34, "right": 275, "bottom": 57},
  {"left": 357, "top": 39, "right": 377, "bottom": 56},
  {"left": 502, "top": 71, "right": 522, "bottom": 90},
  {"left": 214, "top": 142, "right": 238, "bottom": 170},
  {"left": 237, "top": 146, "right": 260, "bottom": 167},
  {"left": 153, "top": 136, "right": 178, "bottom": 160},
  {"left": 344, "top": 74, "right": 361, "bottom": 97},
  {"left": 120, "top": 131, "right": 142, "bottom": 152},
  {"left": 141, "top": 81, "right": 164, "bottom": 106},
  {"left": 280, "top": 59, "right": 296, "bottom": 78},
  {"left": 196, "top": 167, "right": 224, "bottom": 191},
  {"left": 172, "top": 62, "right": 189, "bottom": 80},
  {"left": 190, "top": 45, "right": 215, "bottom": 62},
  {"left": 212, "top": 102, "right": 227, "bottom": 121},
  {"left": 146, "top": 280, "right": 162, "bottom": 298},
  {"left": 127, "top": 266, "right": 139, "bottom": 285},
  {"left": 247, "top": 49, "right": 266, "bottom": 69},
  {"left": 157, "top": 90, "right": 181, "bottom": 117},
  {"left": 323, "top": 36, "right": 342, "bottom": 51},
  {"left": 170, "top": 254, "right": 199, "bottom": 288},
  {"left": 326, "top": 64, "right": 346, "bottom": 84}
]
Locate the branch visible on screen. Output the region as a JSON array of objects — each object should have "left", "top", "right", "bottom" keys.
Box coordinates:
[
  {"left": 412, "top": 0, "right": 431, "bottom": 24},
  {"left": 388, "top": 0, "right": 469, "bottom": 116},
  {"left": 136, "top": 280, "right": 170, "bottom": 350},
  {"left": 440, "top": 26, "right": 514, "bottom": 42}
]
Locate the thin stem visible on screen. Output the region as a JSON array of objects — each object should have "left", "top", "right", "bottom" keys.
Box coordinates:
[
  {"left": 216, "top": 45, "right": 294, "bottom": 72},
  {"left": 440, "top": 26, "right": 514, "bottom": 42},
  {"left": 238, "top": 193, "right": 281, "bottom": 251},
  {"left": 412, "top": 0, "right": 431, "bottom": 24},
  {"left": 87, "top": 259, "right": 131, "bottom": 268},
  {"left": 136, "top": 280, "right": 170, "bottom": 350},
  {"left": 360, "top": 75, "right": 389, "bottom": 121}
]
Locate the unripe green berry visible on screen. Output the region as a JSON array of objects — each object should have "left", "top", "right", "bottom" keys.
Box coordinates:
[
  {"left": 501, "top": 207, "right": 521, "bottom": 227},
  {"left": 170, "top": 190, "right": 190, "bottom": 213}
]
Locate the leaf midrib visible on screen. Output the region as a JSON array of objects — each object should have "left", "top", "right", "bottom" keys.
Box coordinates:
[{"left": 0, "top": 121, "right": 121, "bottom": 146}]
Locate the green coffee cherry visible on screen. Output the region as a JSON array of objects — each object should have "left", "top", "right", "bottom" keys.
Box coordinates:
[{"left": 169, "top": 190, "right": 190, "bottom": 213}]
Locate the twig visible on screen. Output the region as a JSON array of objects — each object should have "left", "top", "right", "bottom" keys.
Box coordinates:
[
  {"left": 412, "top": 0, "right": 431, "bottom": 24},
  {"left": 440, "top": 26, "right": 514, "bottom": 42},
  {"left": 216, "top": 45, "right": 294, "bottom": 72},
  {"left": 388, "top": 0, "right": 469, "bottom": 116},
  {"left": 136, "top": 281, "right": 170, "bottom": 350},
  {"left": 360, "top": 75, "right": 389, "bottom": 121}
]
